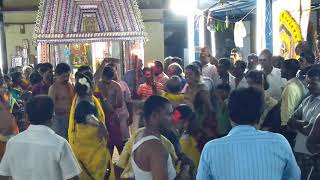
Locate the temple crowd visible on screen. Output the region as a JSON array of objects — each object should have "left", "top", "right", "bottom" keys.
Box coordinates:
[{"left": 0, "top": 42, "right": 319, "bottom": 180}]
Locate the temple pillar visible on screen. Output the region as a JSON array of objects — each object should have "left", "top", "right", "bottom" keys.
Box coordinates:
[{"left": 0, "top": 1, "right": 8, "bottom": 74}]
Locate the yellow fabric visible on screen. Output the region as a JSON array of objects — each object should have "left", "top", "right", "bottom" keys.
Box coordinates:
[
  {"left": 68, "top": 96, "right": 115, "bottom": 180},
  {"left": 161, "top": 92, "right": 184, "bottom": 106},
  {"left": 93, "top": 85, "right": 100, "bottom": 93},
  {"left": 179, "top": 135, "right": 200, "bottom": 169},
  {"left": 257, "top": 96, "right": 278, "bottom": 129},
  {"left": 281, "top": 78, "right": 305, "bottom": 125},
  {"left": 279, "top": 10, "right": 303, "bottom": 59},
  {"left": 116, "top": 128, "right": 178, "bottom": 179}
]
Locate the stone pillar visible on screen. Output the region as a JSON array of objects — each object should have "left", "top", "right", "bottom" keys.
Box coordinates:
[{"left": 0, "top": 2, "right": 8, "bottom": 74}]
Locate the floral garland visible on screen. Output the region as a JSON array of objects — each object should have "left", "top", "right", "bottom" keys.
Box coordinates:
[
  {"left": 279, "top": 10, "right": 303, "bottom": 59},
  {"left": 279, "top": 10, "right": 303, "bottom": 43},
  {"left": 279, "top": 33, "right": 292, "bottom": 58},
  {"left": 172, "top": 110, "right": 182, "bottom": 126}
]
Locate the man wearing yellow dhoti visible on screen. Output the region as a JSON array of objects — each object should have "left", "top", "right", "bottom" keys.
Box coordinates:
[{"left": 68, "top": 73, "right": 115, "bottom": 180}]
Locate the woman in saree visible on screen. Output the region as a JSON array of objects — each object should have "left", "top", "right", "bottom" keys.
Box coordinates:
[
  {"left": 183, "top": 63, "right": 217, "bottom": 139},
  {"left": 68, "top": 73, "right": 115, "bottom": 180}
]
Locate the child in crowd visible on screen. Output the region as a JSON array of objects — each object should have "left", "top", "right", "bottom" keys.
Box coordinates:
[
  {"left": 162, "top": 75, "right": 184, "bottom": 106},
  {"left": 212, "top": 83, "right": 232, "bottom": 137},
  {"left": 174, "top": 105, "right": 201, "bottom": 168}
]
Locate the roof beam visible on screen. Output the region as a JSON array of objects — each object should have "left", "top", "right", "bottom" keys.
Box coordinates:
[{"left": 2, "top": 7, "right": 38, "bottom": 12}]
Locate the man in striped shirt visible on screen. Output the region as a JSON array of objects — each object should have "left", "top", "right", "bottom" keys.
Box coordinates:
[
  {"left": 197, "top": 87, "right": 300, "bottom": 180},
  {"left": 137, "top": 67, "right": 163, "bottom": 99}
]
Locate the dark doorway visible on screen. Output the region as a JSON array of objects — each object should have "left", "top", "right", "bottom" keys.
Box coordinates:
[{"left": 164, "top": 11, "right": 187, "bottom": 59}]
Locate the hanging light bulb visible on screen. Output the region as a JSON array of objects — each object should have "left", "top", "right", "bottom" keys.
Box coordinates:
[{"left": 225, "top": 15, "right": 229, "bottom": 28}]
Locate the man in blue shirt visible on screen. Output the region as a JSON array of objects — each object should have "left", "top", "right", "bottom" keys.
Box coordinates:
[{"left": 197, "top": 87, "right": 300, "bottom": 180}]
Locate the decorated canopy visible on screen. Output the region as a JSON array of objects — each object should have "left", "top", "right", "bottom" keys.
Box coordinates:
[{"left": 33, "top": 0, "right": 145, "bottom": 43}]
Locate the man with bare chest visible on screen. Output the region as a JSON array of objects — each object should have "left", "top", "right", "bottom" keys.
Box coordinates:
[
  {"left": 98, "top": 66, "right": 122, "bottom": 111},
  {"left": 49, "top": 63, "right": 75, "bottom": 139},
  {"left": 98, "top": 65, "right": 123, "bottom": 156}
]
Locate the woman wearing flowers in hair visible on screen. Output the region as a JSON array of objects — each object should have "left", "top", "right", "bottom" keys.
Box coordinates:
[
  {"left": 68, "top": 73, "right": 115, "bottom": 180},
  {"left": 78, "top": 77, "right": 91, "bottom": 94}
]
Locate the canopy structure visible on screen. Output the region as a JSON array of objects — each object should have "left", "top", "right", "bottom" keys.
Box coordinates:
[
  {"left": 209, "top": 1, "right": 255, "bottom": 20},
  {"left": 32, "top": 0, "right": 145, "bottom": 72},
  {"left": 198, "top": 0, "right": 256, "bottom": 21},
  {"left": 33, "top": 0, "right": 145, "bottom": 43}
]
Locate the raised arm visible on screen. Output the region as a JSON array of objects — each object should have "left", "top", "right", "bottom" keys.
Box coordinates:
[
  {"left": 156, "top": 83, "right": 164, "bottom": 96},
  {"left": 93, "top": 59, "right": 108, "bottom": 82},
  {"left": 137, "top": 84, "right": 143, "bottom": 98}
]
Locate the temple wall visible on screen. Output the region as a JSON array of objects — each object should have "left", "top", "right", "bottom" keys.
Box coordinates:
[
  {"left": 141, "top": 9, "right": 165, "bottom": 64},
  {"left": 4, "top": 12, "right": 37, "bottom": 68}
]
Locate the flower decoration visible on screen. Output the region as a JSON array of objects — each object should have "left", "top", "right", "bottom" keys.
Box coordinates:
[
  {"left": 172, "top": 110, "right": 182, "bottom": 125},
  {"left": 78, "top": 77, "right": 90, "bottom": 93},
  {"left": 279, "top": 10, "right": 303, "bottom": 59}
]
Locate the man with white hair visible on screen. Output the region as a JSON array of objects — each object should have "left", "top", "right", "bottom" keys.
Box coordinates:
[{"left": 259, "top": 49, "right": 286, "bottom": 100}]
